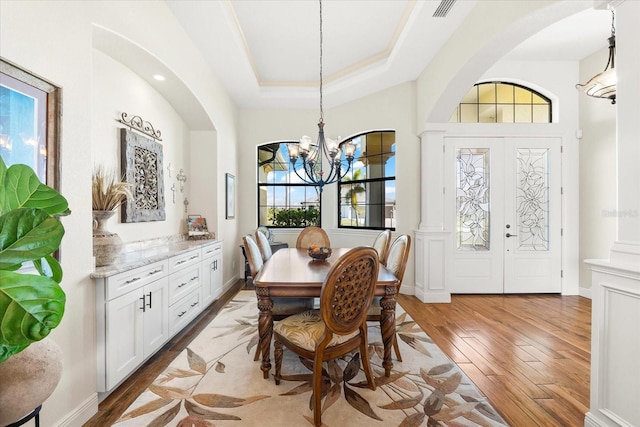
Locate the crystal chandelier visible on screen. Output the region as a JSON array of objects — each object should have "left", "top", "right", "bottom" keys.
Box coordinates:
[
  {"left": 286, "top": 0, "right": 356, "bottom": 192},
  {"left": 576, "top": 9, "right": 617, "bottom": 104}
]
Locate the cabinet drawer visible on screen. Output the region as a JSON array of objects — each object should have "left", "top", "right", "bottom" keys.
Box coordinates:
[
  {"left": 169, "top": 249, "right": 201, "bottom": 273},
  {"left": 105, "top": 260, "right": 168, "bottom": 301},
  {"left": 169, "top": 289, "right": 200, "bottom": 335},
  {"left": 201, "top": 242, "right": 222, "bottom": 259},
  {"left": 169, "top": 265, "right": 200, "bottom": 302}
]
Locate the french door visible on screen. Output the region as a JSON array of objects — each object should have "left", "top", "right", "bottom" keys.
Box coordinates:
[{"left": 446, "top": 137, "right": 562, "bottom": 293}]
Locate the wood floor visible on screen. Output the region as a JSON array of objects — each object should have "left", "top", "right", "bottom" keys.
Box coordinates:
[
  {"left": 398, "top": 293, "right": 591, "bottom": 427},
  {"left": 85, "top": 281, "right": 591, "bottom": 426}
]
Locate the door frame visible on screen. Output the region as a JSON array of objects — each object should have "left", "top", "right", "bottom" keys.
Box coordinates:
[{"left": 414, "top": 123, "right": 579, "bottom": 302}]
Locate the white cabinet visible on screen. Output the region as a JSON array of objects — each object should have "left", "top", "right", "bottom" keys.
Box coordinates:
[
  {"left": 201, "top": 241, "right": 223, "bottom": 307},
  {"left": 96, "top": 260, "right": 169, "bottom": 392},
  {"left": 168, "top": 248, "right": 202, "bottom": 336},
  {"left": 94, "top": 240, "right": 223, "bottom": 395}
]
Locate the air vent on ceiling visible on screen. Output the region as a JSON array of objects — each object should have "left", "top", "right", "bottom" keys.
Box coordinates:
[{"left": 433, "top": 0, "right": 457, "bottom": 18}]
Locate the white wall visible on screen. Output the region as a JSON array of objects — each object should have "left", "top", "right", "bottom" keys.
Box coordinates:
[
  {"left": 237, "top": 82, "right": 419, "bottom": 293},
  {"left": 577, "top": 47, "right": 617, "bottom": 294},
  {"left": 91, "top": 49, "right": 191, "bottom": 240},
  {"left": 0, "top": 1, "right": 239, "bottom": 425}
]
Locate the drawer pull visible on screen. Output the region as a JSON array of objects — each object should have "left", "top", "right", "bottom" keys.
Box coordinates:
[
  {"left": 178, "top": 310, "right": 187, "bottom": 317},
  {"left": 190, "top": 302, "right": 198, "bottom": 308},
  {"left": 125, "top": 277, "right": 141, "bottom": 285},
  {"left": 176, "top": 259, "right": 187, "bottom": 265},
  {"left": 147, "top": 269, "right": 163, "bottom": 276},
  {"left": 178, "top": 282, "right": 188, "bottom": 288},
  {"left": 139, "top": 295, "right": 146, "bottom": 312},
  {"left": 189, "top": 255, "right": 199, "bottom": 260},
  {"left": 190, "top": 276, "right": 198, "bottom": 282}
]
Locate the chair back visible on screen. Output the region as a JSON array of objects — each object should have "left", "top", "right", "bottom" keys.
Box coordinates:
[
  {"left": 372, "top": 230, "right": 392, "bottom": 265},
  {"left": 296, "top": 226, "right": 330, "bottom": 249},
  {"left": 386, "top": 234, "right": 411, "bottom": 287},
  {"left": 242, "top": 234, "right": 264, "bottom": 278},
  {"left": 255, "top": 230, "right": 273, "bottom": 262},
  {"left": 320, "top": 246, "right": 379, "bottom": 336}
]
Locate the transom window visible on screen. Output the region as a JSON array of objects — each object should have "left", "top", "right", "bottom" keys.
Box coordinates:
[
  {"left": 449, "top": 82, "right": 551, "bottom": 123},
  {"left": 338, "top": 131, "right": 396, "bottom": 230},
  {"left": 257, "top": 142, "right": 320, "bottom": 228}
]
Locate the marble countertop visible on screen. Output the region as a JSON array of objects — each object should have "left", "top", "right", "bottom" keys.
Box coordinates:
[{"left": 91, "top": 238, "right": 219, "bottom": 279}]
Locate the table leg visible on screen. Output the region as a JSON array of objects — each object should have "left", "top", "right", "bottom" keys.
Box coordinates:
[
  {"left": 256, "top": 287, "right": 273, "bottom": 379},
  {"left": 379, "top": 285, "right": 397, "bottom": 377}
]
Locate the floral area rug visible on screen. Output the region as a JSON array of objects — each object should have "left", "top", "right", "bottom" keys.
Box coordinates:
[{"left": 115, "top": 291, "right": 508, "bottom": 426}]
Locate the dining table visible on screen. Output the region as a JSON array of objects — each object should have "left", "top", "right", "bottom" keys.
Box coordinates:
[{"left": 254, "top": 247, "right": 400, "bottom": 379}]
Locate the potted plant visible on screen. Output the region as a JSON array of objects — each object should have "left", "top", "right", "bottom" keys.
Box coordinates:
[
  {"left": 0, "top": 156, "right": 70, "bottom": 424},
  {"left": 92, "top": 165, "right": 131, "bottom": 266}
]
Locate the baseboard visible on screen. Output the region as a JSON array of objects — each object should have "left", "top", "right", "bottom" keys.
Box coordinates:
[
  {"left": 54, "top": 393, "right": 98, "bottom": 427},
  {"left": 579, "top": 286, "right": 593, "bottom": 299},
  {"left": 584, "top": 412, "right": 608, "bottom": 427}
]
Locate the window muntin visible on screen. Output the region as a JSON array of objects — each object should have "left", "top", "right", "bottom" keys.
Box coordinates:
[
  {"left": 257, "top": 142, "right": 321, "bottom": 228},
  {"left": 450, "top": 82, "right": 551, "bottom": 123},
  {"left": 338, "top": 131, "right": 396, "bottom": 230}
]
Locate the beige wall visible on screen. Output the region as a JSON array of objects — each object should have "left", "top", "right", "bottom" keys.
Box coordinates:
[{"left": 577, "top": 47, "right": 617, "bottom": 293}]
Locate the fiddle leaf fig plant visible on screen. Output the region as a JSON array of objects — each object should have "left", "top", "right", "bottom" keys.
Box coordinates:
[{"left": 0, "top": 157, "right": 70, "bottom": 363}]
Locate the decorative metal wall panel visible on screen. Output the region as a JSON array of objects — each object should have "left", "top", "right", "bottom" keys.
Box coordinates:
[
  {"left": 456, "top": 148, "right": 490, "bottom": 250},
  {"left": 515, "top": 148, "right": 549, "bottom": 250},
  {"left": 121, "top": 128, "right": 165, "bottom": 222}
]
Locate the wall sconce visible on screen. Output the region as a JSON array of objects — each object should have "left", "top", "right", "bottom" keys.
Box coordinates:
[{"left": 176, "top": 168, "right": 187, "bottom": 192}]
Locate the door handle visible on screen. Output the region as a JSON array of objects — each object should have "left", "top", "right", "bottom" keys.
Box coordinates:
[{"left": 505, "top": 233, "right": 517, "bottom": 238}]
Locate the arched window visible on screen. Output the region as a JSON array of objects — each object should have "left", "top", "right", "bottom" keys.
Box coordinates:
[
  {"left": 449, "top": 82, "right": 551, "bottom": 123},
  {"left": 257, "top": 142, "right": 321, "bottom": 228},
  {"left": 338, "top": 130, "right": 396, "bottom": 230}
]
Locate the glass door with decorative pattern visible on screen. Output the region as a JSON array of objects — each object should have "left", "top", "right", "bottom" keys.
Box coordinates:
[{"left": 446, "top": 137, "right": 561, "bottom": 293}]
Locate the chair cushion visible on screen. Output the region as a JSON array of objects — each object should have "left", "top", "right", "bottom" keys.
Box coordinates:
[{"left": 274, "top": 310, "right": 359, "bottom": 351}]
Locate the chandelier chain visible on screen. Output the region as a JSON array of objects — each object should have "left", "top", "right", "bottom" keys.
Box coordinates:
[
  {"left": 610, "top": 9, "right": 615, "bottom": 37},
  {"left": 319, "top": 0, "right": 323, "bottom": 123}
]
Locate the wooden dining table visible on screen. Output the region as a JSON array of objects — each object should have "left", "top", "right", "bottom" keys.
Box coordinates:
[{"left": 254, "top": 247, "right": 400, "bottom": 379}]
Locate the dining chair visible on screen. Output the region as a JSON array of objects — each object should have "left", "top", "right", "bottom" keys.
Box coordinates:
[
  {"left": 241, "top": 234, "right": 312, "bottom": 361},
  {"left": 367, "top": 234, "right": 411, "bottom": 361},
  {"left": 254, "top": 229, "right": 273, "bottom": 262},
  {"left": 273, "top": 246, "right": 379, "bottom": 427},
  {"left": 372, "top": 229, "right": 392, "bottom": 265},
  {"left": 295, "top": 226, "right": 330, "bottom": 249}
]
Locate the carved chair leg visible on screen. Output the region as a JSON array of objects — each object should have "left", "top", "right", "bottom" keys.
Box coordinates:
[
  {"left": 359, "top": 328, "right": 376, "bottom": 391},
  {"left": 274, "top": 339, "right": 283, "bottom": 385},
  {"left": 253, "top": 338, "right": 261, "bottom": 361}
]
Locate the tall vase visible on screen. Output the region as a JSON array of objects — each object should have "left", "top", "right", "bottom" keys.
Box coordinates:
[{"left": 93, "top": 210, "right": 123, "bottom": 267}]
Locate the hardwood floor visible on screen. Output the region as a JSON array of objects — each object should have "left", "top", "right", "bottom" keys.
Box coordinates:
[
  {"left": 398, "top": 293, "right": 591, "bottom": 427},
  {"left": 85, "top": 282, "right": 591, "bottom": 426}
]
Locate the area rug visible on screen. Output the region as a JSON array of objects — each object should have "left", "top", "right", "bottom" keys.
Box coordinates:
[{"left": 115, "top": 291, "right": 508, "bottom": 426}]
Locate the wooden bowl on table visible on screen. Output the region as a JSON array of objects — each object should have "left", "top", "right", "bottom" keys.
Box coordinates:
[{"left": 308, "top": 245, "right": 332, "bottom": 261}]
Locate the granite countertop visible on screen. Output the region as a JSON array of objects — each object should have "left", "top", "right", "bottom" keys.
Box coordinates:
[{"left": 91, "top": 238, "right": 219, "bottom": 279}]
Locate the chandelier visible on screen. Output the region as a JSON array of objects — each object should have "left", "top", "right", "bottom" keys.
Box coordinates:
[
  {"left": 286, "top": 0, "right": 356, "bottom": 192},
  {"left": 576, "top": 9, "right": 616, "bottom": 104}
]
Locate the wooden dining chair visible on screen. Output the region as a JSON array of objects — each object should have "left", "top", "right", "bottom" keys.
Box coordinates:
[
  {"left": 295, "top": 226, "right": 330, "bottom": 249},
  {"left": 367, "top": 234, "right": 411, "bottom": 361},
  {"left": 273, "top": 247, "right": 379, "bottom": 427},
  {"left": 372, "top": 229, "right": 392, "bottom": 265},
  {"left": 254, "top": 229, "right": 273, "bottom": 262},
  {"left": 242, "top": 234, "right": 312, "bottom": 361}
]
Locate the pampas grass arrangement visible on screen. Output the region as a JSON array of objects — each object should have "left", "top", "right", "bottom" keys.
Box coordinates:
[{"left": 92, "top": 166, "right": 132, "bottom": 211}]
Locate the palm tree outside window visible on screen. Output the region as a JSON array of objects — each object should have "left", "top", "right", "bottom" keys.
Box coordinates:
[{"left": 338, "top": 130, "right": 396, "bottom": 230}]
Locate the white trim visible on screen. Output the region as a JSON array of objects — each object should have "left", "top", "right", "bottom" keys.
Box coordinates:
[{"left": 53, "top": 393, "right": 98, "bottom": 426}]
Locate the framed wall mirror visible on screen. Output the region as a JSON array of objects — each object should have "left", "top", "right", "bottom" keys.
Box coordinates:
[{"left": 0, "top": 58, "right": 61, "bottom": 190}]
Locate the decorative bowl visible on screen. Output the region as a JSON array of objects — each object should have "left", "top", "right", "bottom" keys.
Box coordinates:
[{"left": 308, "top": 246, "right": 332, "bottom": 261}]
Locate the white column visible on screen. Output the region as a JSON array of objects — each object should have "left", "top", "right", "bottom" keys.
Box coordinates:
[
  {"left": 585, "top": 2, "right": 640, "bottom": 427},
  {"left": 414, "top": 127, "right": 451, "bottom": 303}
]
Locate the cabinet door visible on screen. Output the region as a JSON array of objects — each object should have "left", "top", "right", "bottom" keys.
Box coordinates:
[
  {"left": 212, "top": 253, "right": 223, "bottom": 300},
  {"left": 201, "top": 256, "right": 215, "bottom": 307},
  {"left": 105, "top": 289, "right": 145, "bottom": 390},
  {"left": 143, "top": 276, "right": 169, "bottom": 356}
]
